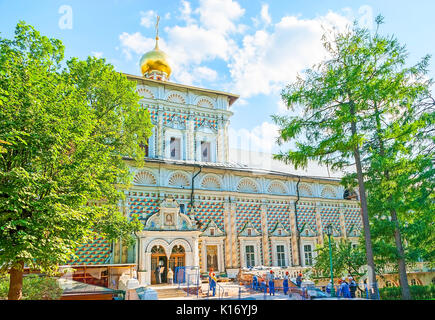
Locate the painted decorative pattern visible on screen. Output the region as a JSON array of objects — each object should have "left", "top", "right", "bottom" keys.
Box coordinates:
[
  {"left": 163, "top": 112, "right": 187, "bottom": 126},
  {"left": 295, "top": 202, "right": 317, "bottom": 233},
  {"left": 194, "top": 200, "right": 225, "bottom": 232},
  {"left": 147, "top": 108, "right": 158, "bottom": 124},
  {"left": 266, "top": 203, "right": 291, "bottom": 233},
  {"left": 320, "top": 207, "right": 341, "bottom": 232},
  {"left": 194, "top": 117, "right": 218, "bottom": 131},
  {"left": 128, "top": 192, "right": 160, "bottom": 223},
  {"left": 344, "top": 207, "right": 363, "bottom": 233},
  {"left": 235, "top": 202, "right": 262, "bottom": 233},
  {"left": 68, "top": 236, "right": 111, "bottom": 265}
]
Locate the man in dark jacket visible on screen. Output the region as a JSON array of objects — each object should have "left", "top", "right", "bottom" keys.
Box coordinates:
[{"left": 348, "top": 276, "right": 357, "bottom": 298}]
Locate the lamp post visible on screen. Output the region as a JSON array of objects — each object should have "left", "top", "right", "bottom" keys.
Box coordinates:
[{"left": 326, "top": 224, "right": 335, "bottom": 297}]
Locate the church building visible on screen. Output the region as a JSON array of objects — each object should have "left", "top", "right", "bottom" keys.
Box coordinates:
[{"left": 66, "top": 26, "right": 363, "bottom": 288}]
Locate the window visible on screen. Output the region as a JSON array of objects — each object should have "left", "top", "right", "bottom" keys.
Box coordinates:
[
  {"left": 247, "top": 229, "right": 252, "bottom": 236},
  {"left": 304, "top": 244, "right": 313, "bottom": 266},
  {"left": 201, "top": 141, "right": 211, "bottom": 162},
  {"left": 410, "top": 279, "right": 417, "bottom": 286},
  {"left": 170, "top": 137, "right": 181, "bottom": 160},
  {"left": 246, "top": 245, "right": 255, "bottom": 267},
  {"left": 179, "top": 203, "right": 185, "bottom": 214},
  {"left": 210, "top": 228, "right": 215, "bottom": 236},
  {"left": 276, "top": 245, "right": 286, "bottom": 267},
  {"left": 386, "top": 281, "right": 392, "bottom": 287}
]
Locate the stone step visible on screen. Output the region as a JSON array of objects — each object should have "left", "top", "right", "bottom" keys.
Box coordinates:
[{"left": 156, "top": 288, "right": 189, "bottom": 299}]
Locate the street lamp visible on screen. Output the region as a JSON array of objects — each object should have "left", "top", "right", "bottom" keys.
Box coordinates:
[{"left": 325, "top": 224, "right": 335, "bottom": 297}]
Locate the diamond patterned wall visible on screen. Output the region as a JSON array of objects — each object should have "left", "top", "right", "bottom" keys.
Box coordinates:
[{"left": 68, "top": 236, "right": 111, "bottom": 265}]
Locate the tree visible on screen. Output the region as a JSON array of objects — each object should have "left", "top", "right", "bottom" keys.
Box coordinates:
[
  {"left": 313, "top": 238, "right": 366, "bottom": 280},
  {"left": 0, "top": 22, "right": 151, "bottom": 299},
  {"left": 273, "top": 20, "right": 383, "bottom": 296},
  {"left": 274, "top": 16, "right": 434, "bottom": 300}
]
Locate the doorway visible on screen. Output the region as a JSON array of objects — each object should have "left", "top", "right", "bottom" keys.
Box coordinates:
[
  {"left": 206, "top": 245, "right": 218, "bottom": 272},
  {"left": 151, "top": 245, "right": 168, "bottom": 285},
  {"left": 169, "top": 245, "right": 185, "bottom": 282}
]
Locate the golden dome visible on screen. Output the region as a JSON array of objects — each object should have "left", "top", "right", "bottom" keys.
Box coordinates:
[{"left": 139, "top": 38, "right": 171, "bottom": 79}]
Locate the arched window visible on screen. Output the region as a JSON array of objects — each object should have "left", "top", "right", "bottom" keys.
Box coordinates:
[{"left": 151, "top": 245, "right": 165, "bottom": 254}]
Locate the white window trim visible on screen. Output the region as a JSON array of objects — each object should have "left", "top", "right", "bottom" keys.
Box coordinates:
[
  {"left": 301, "top": 241, "right": 316, "bottom": 267},
  {"left": 165, "top": 129, "right": 185, "bottom": 160},
  {"left": 270, "top": 236, "right": 292, "bottom": 267},
  {"left": 239, "top": 236, "right": 262, "bottom": 268},
  {"left": 195, "top": 132, "right": 216, "bottom": 162}
]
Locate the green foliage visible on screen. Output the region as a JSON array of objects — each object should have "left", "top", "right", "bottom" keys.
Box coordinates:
[
  {"left": 379, "top": 285, "right": 435, "bottom": 300},
  {"left": 313, "top": 238, "right": 366, "bottom": 278},
  {"left": 0, "top": 275, "right": 63, "bottom": 300},
  {"left": 274, "top": 14, "right": 434, "bottom": 289},
  {"left": 0, "top": 21, "right": 152, "bottom": 276}
]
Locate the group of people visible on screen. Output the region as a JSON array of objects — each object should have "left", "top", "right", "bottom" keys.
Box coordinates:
[
  {"left": 326, "top": 276, "right": 358, "bottom": 298},
  {"left": 250, "top": 271, "right": 359, "bottom": 299},
  {"left": 251, "top": 270, "right": 297, "bottom": 296},
  {"left": 154, "top": 263, "right": 174, "bottom": 284}
]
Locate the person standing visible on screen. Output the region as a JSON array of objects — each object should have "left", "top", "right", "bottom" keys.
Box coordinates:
[
  {"left": 167, "top": 268, "right": 174, "bottom": 285},
  {"left": 296, "top": 273, "right": 303, "bottom": 287},
  {"left": 155, "top": 265, "right": 161, "bottom": 284},
  {"left": 339, "top": 277, "right": 351, "bottom": 298},
  {"left": 159, "top": 264, "right": 165, "bottom": 283},
  {"left": 267, "top": 270, "right": 275, "bottom": 296},
  {"left": 349, "top": 276, "right": 357, "bottom": 298},
  {"left": 209, "top": 268, "right": 216, "bottom": 297},
  {"left": 252, "top": 275, "right": 259, "bottom": 291},
  {"left": 283, "top": 271, "right": 289, "bottom": 295},
  {"left": 326, "top": 280, "right": 333, "bottom": 296}
]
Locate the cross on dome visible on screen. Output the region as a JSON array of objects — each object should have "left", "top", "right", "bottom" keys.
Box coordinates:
[{"left": 139, "top": 14, "right": 172, "bottom": 81}]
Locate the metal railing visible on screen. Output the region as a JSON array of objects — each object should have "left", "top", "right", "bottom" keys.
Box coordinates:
[{"left": 174, "top": 266, "right": 201, "bottom": 298}]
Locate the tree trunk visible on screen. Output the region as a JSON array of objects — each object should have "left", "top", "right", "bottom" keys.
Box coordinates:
[
  {"left": 374, "top": 103, "right": 411, "bottom": 300},
  {"left": 8, "top": 261, "right": 24, "bottom": 300},
  {"left": 349, "top": 101, "right": 378, "bottom": 299},
  {"left": 391, "top": 208, "right": 411, "bottom": 300},
  {"left": 353, "top": 146, "right": 378, "bottom": 299}
]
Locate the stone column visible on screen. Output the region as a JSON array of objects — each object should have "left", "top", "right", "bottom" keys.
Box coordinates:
[
  {"left": 260, "top": 200, "right": 270, "bottom": 266},
  {"left": 223, "top": 119, "right": 229, "bottom": 163},
  {"left": 186, "top": 111, "right": 195, "bottom": 160},
  {"left": 223, "top": 199, "right": 232, "bottom": 268},
  {"left": 157, "top": 107, "right": 164, "bottom": 158},
  {"left": 315, "top": 202, "right": 324, "bottom": 246},
  {"left": 289, "top": 200, "right": 300, "bottom": 266},
  {"left": 229, "top": 197, "right": 238, "bottom": 267},
  {"left": 218, "top": 243, "right": 224, "bottom": 273},
  {"left": 217, "top": 118, "right": 224, "bottom": 163},
  {"left": 339, "top": 203, "right": 347, "bottom": 239}
]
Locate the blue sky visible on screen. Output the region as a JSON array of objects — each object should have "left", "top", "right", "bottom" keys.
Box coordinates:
[{"left": 1, "top": 0, "right": 435, "bottom": 158}]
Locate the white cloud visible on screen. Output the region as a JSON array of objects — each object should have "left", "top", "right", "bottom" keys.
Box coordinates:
[
  {"left": 119, "top": 1, "right": 355, "bottom": 97},
  {"left": 179, "top": 0, "right": 195, "bottom": 24},
  {"left": 260, "top": 4, "right": 272, "bottom": 25},
  {"left": 196, "top": 0, "right": 245, "bottom": 35},
  {"left": 195, "top": 66, "right": 218, "bottom": 81},
  {"left": 140, "top": 10, "right": 157, "bottom": 28},
  {"left": 229, "top": 121, "right": 280, "bottom": 153},
  {"left": 229, "top": 11, "right": 351, "bottom": 98},
  {"left": 91, "top": 51, "right": 103, "bottom": 59}
]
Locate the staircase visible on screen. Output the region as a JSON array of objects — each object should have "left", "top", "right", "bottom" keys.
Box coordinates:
[{"left": 156, "top": 287, "right": 188, "bottom": 299}]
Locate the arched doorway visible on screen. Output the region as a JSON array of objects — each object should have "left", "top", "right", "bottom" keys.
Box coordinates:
[
  {"left": 169, "top": 245, "right": 185, "bottom": 279},
  {"left": 151, "top": 245, "right": 167, "bottom": 285}
]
